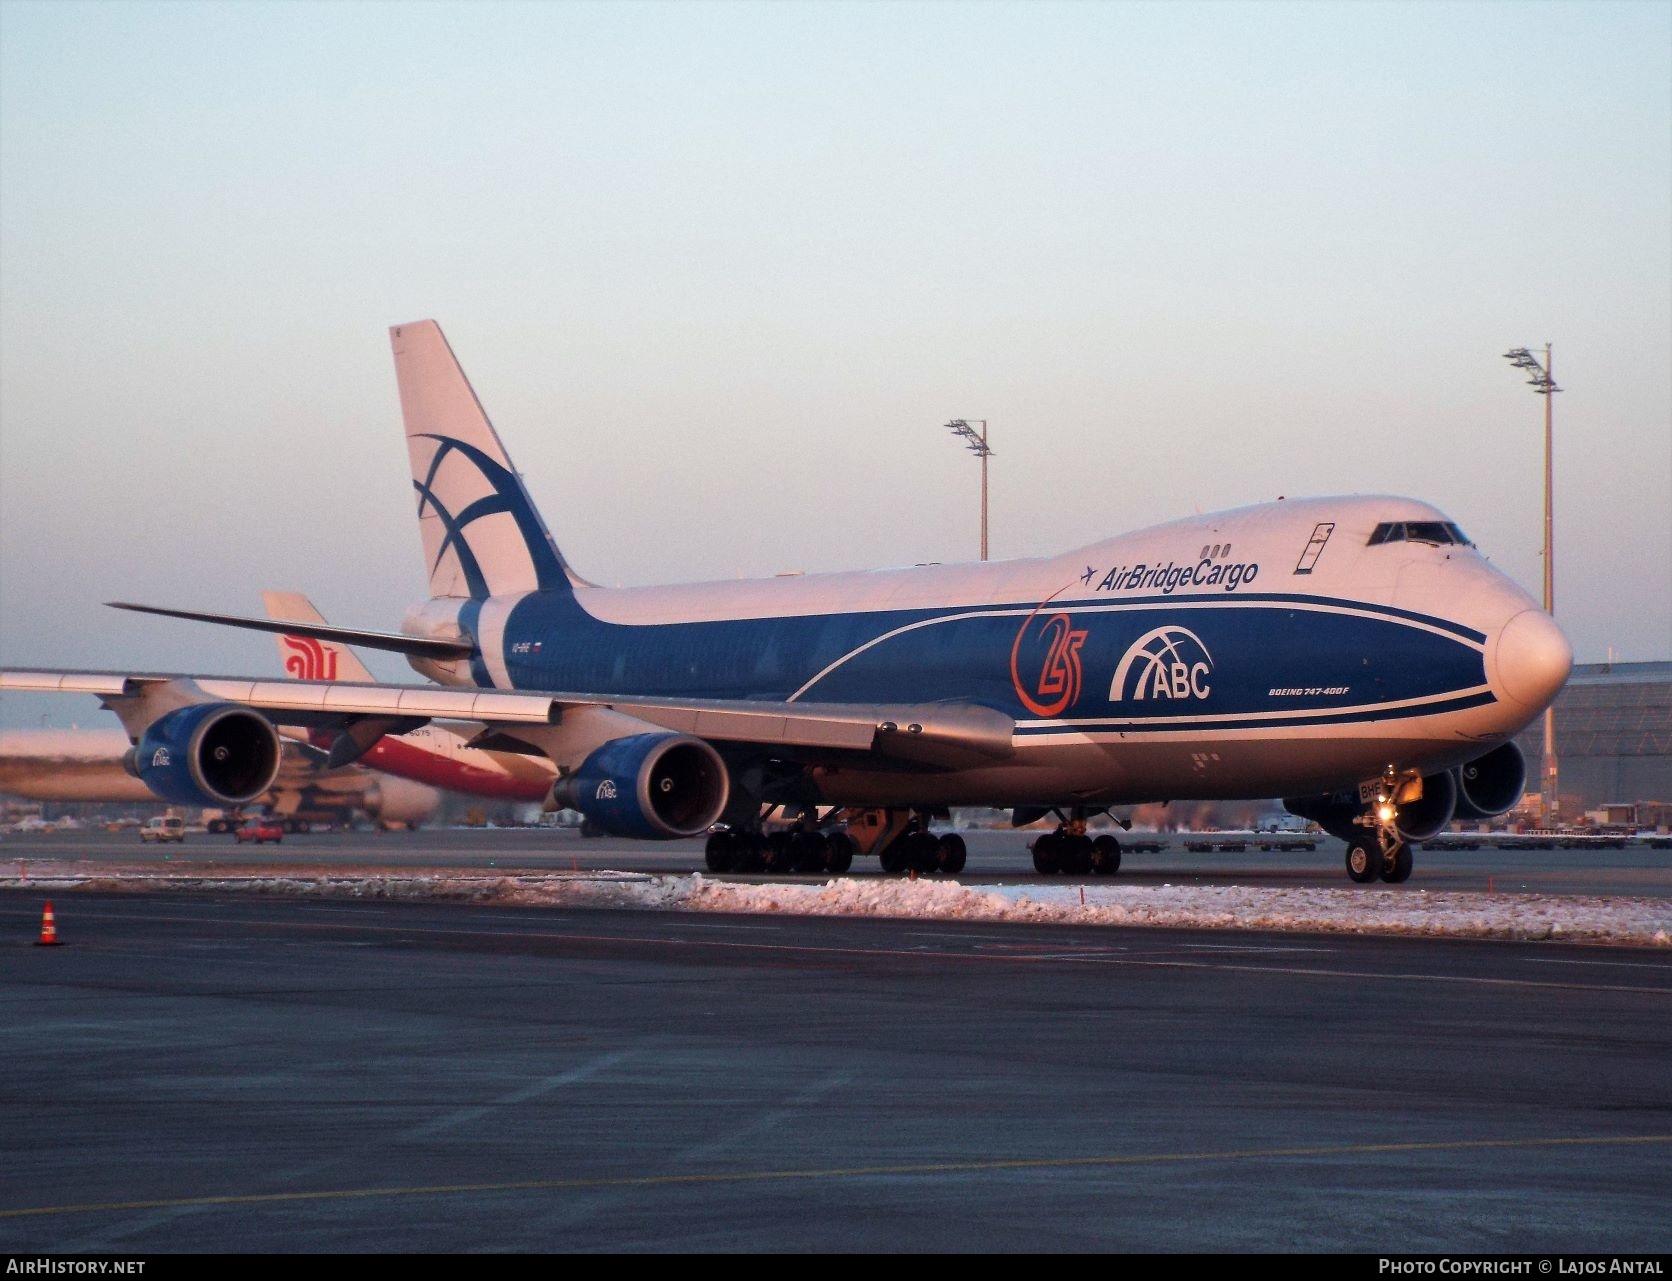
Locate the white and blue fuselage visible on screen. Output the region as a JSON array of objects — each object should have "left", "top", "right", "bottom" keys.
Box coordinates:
[
  {"left": 2, "top": 319, "right": 1569, "bottom": 878},
  {"left": 400, "top": 491, "right": 1569, "bottom": 809}
]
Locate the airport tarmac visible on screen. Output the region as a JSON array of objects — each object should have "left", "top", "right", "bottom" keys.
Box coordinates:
[
  {"left": 4, "top": 824, "right": 1670, "bottom": 897},
  {"left": 3, "top": 889, "right": 1669, "bottom": 1253}
]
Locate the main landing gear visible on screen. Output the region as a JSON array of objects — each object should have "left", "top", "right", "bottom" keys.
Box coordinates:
[
  {"left": 1030, "top": 811, "right": 1123, "bottom": 876},
  {"left": 706, "top": 807, "right": 969, "bottom": 878},
  {"left": 876, "top": 817, "right": 967, "bottom": 876},
  {"left": 846, "top": 808, "right": 964, "bottom": 876},
  {"left": 703, "top": 824, "right": 857, "bottom": 875}
]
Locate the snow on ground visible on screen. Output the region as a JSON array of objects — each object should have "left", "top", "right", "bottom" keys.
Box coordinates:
[{"left": 4, "top": 861, "right": 1670, "bottom": 946}]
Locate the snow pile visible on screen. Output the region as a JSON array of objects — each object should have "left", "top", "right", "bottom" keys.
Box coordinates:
[{"left": 3, "top": 862, "right": 1669, "bottom": 945}]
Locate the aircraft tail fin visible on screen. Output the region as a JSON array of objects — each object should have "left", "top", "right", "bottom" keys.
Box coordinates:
[
  {"left": 262, "top": 591, "right": 378, "bottom": 683},
  {"left": 389, "top": 320, "right": 584, "bottom": 600}
]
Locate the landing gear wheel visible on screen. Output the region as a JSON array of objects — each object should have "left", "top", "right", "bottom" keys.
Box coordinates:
[
  {"left": 1090, "top": 834, "right": 1122, "bottom": 876},
  {"left": 1032, "top": 834, "right": 1061, "bottom": 875},
  {"left": 791, "top": 830, "right": 828, "bottom": 873},
  {"left": 1060, "top": 835, "right": 1093, "bottom": 875},
  {"left": 761, "top": 831, "right": 795, "bottom": 874},
  {"left": 731, "top": 833, "right": 764, "bottom": 873},
  {"left": 1380, "top": 842, "right": 1413, "bottom": 884},
  {"left": 879, "top": 839, "right": 908, "bottom": 875},
  {"left": 906, "top": 830, "right": 939, "bottom": 874},
  {"left": 704, "top": 831, "right": 736, "bottom": 873},
  {"left": 824, "top": 831, "right": 855, "bottom": 875},
  {"left": 935, "top": 833, "right": 967, "bottom": 875},
  {"left": 1345, "top": 838, "right": 1380, "bottom": 883}
]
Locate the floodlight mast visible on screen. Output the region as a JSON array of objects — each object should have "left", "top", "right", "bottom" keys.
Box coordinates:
[
  {"left": 944, "top": 419, "right": 993, "bottom": 560},
  {"left": 1502, "top": 343, "right": 1562, "bottom": 826}
]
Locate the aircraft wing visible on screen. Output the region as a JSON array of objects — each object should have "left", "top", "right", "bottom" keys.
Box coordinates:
[{"left": 0, "top": 670, "right": 1016, "bottom": 769}]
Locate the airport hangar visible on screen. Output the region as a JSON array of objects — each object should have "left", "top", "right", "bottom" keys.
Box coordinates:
[{"left": 1511, "top": 660, "right": 1672, "bottom": 825}]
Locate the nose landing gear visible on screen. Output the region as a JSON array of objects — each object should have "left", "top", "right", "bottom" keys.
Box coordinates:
[{"left": 1345, "top": 768, "right": 1416, "bottom": 884}]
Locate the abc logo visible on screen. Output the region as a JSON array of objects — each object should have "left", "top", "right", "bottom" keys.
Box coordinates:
[{"left": 1109, "top": 626, "right": 1214, "bottom": 702}]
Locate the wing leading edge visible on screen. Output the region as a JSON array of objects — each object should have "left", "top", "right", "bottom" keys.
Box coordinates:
[{"left": 0, "top": 669, "right": 1015, "bottom": 769}]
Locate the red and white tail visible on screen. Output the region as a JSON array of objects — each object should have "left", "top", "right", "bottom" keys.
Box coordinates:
[{"left": 263, "top": 591, "right": 376, "bottom": 683}]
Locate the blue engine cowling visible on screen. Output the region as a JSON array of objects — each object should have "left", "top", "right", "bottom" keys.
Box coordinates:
[
  {"left": 549, "top": 733, "right": 729, "bottom": 839},
  {"left": 1281, "top": 792, "right": 1362, "bottom": 844},
  {"left": 1452, "top": 742, "right": 1526, "bottom": 819},
  {"left": 1392, "top": 769, "right": 1456, "bottom": 842},
  {"left": 1283, "top": 769, "right": 1457, "bottom": 843},
  {"left": 127, "top": 703, "right": 283, "bottom": 806}
]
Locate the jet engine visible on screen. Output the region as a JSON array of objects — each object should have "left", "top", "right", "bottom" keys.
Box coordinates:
[
  {"left": 1391, "top": 769, "right": 1457, "bottom": 842},
  {"left": 1283, "top": 769, "right": 1457, "bottom": 844},
  {"left": 548, "top": 732, "right": 729, "bottom": 839},
  {"left": 126, "top": 703, "right": 283, "bottom": 806},
  {"left": 362, "top": 775, "right": 442, "bottom": 828},
  {"left": 1282, "top": 792, "right": 1363, "bottom": 844},
  {"left": 1452, "top": 742, "right": 1526, "bottom": 819}
]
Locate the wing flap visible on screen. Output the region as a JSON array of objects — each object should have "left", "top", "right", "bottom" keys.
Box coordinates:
[{"left": 626, "top": 702, "right": 877, "bottom": 752}]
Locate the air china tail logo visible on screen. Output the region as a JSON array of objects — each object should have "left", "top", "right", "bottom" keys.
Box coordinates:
[
  {"left": 281, "top": 635, "right": 339, "bottom": 682},
  {"left": 1109, "top": 626, "right": 1214, "bottom": 702},
  {"left": 1010, "top": 611, "right": 1089, "bottom": 717}
]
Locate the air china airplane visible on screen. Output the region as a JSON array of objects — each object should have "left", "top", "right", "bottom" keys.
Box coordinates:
[
  {"left": 0, "top": 320, "right": 1572, "bottom": 883},
  {"left": 0, "top": 725, "right": 442, "bottom": 831},
  {"left": 264, "top": 591, "right": 555, "bottom": 805},
  {"left": 0, "top": 595, "right": 553, "bottom": 831}
]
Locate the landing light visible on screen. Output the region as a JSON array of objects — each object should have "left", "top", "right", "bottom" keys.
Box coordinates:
[{"left": 1377, "top": 804, "right": 1396, "bottom": 824}]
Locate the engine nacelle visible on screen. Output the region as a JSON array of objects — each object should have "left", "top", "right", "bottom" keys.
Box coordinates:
[
  {"left": 127, "top": 704, "right": 283, "bottom": 807},
  {"left": 1452, "top": 742, "right": 1526, "bottom": 819},
  {"left": 362, "top": 775, "right": 442, "bottom": 827},
  {"left": 1284, "top": 769, "right": 1457, "bottom": 843},
  {"left": 1393, "top": 770, "right": 1457, "bottom": 842},
  {"left": 1282, "top": 793, "right": 1361, "bottom": 844},
  {"left": 549, "top": 732, "right": 729, "bottom": 839}
]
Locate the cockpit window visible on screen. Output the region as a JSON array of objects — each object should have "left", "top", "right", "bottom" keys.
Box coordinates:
[{"left": 1368, "top": 521, "right": 1473, "bottom": 547}]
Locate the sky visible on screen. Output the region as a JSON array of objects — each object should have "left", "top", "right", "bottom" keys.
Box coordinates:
[{"left": 2, "top": 0, "right": 1668, "bottom": 727}]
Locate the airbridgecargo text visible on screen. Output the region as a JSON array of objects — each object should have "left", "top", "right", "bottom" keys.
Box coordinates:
[{"left": 1093, "top": 558, "right": 1260, "bottom": 595}]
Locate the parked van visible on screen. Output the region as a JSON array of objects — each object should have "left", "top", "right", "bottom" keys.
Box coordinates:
[{"left": 139, "top": 816, "right": 185, "bottom": 844}]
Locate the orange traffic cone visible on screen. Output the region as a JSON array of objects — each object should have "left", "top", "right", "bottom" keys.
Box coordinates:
[{"left": 36, "top": 901, "right": 63, "bottom": 947}]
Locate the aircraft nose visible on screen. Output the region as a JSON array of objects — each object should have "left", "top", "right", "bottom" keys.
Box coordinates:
[{"left": 1491, "top": 608, "right": 1573, "bottom": 714}]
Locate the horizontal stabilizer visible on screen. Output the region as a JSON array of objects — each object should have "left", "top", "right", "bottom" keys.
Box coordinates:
[{"left": 106, "top": 602, "right": 474, "bottom": 661}]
